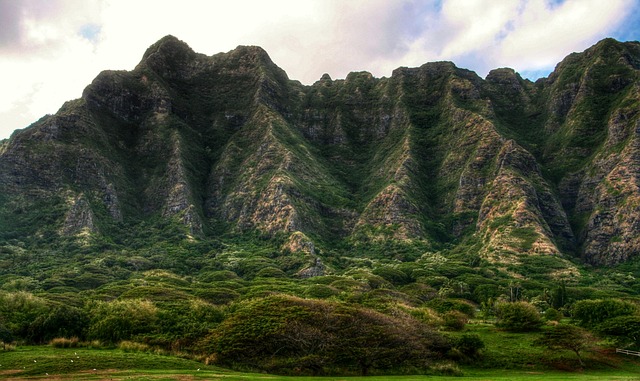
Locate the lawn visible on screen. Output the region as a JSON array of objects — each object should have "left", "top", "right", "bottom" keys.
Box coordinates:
[{"left": 1, "top": 324, "right": 640, "bottom": 381}]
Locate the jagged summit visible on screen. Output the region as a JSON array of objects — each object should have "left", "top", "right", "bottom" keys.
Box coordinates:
[
  {"left": 141, "top": 35, "right": 194, "bottom": 61},
  {"left": 1, "top": 36, "right": 639, "bottom": 266}
]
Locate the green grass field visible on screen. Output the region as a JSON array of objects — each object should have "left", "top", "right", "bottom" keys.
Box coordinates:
[
  {"left": 1, "top": 343, "right": 640, "bottom": 380},
  {"left": 1, "top": 324, "right": 640, "bottom": 380}
]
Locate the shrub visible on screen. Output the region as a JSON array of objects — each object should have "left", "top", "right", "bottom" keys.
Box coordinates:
[
  {"left": 0, "top": 324, "right": 13, "bottom": 350},
  {"left": 442, "top": 310, "right": 467, "bottom": 331},
  {"left": 305, "top": 284, "right": 339, "bottom": 298},
  {"left": 28, "top": 305, "right": 88, "bottom": 343},
  {"left": 50, "top": 337, "right": 79, "bottom": 348},
  {"left": 0, "top": 291, "right": 49, "bottom": 340},
  {"left": 87, "top": 299, "right": 158, "bottom": 343},
  {"left": 597, "top": 315, "right": 640, "bottom": 349},
  {"left": 407, "top": 306, "right": 443, "bottom": 326},
  {"left": 204, "top": 295, "right": 449, "bottom": 375},
  {"left": 194, "top": 287, "right": 240, "bottom": 304},
  {"left": 118, "top": 340, "right": 150, "bottom": 352},
  {"left": 426, "top": 298, "right": 476, "bottom": 318},
  {"left": 429, "top": 362, "right": 463, "bottom": 376},
  {"left": 495, "top": 302, "right": 542, "bottom": 332},
  {"left": 544, "top": 307, "right": 563, "bottom": 322},
  {"left": 372, "top": 267, "right": 412, "bottom": 285},
  {"left": 572, "top": 299, "right": 637, "bottom": 329},
  {"left": 255, "top": 267, "right": 287, "bottom": 278},
  {"left": 452, "top": 333, "right": 485, "bottom": 359}
]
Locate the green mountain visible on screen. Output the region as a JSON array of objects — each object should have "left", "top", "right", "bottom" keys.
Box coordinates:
[{"left": 1, "top": 36, "right": 640, "bottom": 270}]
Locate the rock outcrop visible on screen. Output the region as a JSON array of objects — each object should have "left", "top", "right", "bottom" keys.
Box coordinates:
[{"left": 1, "top": 36, "right": 639, "bottom": 266}]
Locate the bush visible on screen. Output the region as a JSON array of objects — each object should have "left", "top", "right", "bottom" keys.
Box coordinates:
[
  {"left": 255, "top": 267, "right": 287, "bottom": 278},
  {"left": 495, "top": 302, "right": 542, "bottom": 332},
  {"left": 544, "top": 308, "right": 563, "bottom": 322},
  {"left": 204, "top": 295, "right": 449, "bottom": 375},
  {"left": 0, "top": 291, "right": 49, "bottom": 340},
  {"left": 28, "top": 305, "right": 88, "bottom": 343},
  {"left": 442, "top": 310, "right": 467, "bottom": 331},
  {"left": 194, "top": 287, "right": 240, "bottom": 304},
  {"left": 305, "top": 284, "right": 339, "bottom": 298},
  {"left": 572, "top": 299, "right": 637, "bottom": 329},
  {"left": 597, "top": 315, "right": 640, "bottom": 349},
  {"left": 118, "top": 340, "right": 150, "bottom": 352},
  {"left": 0, "top": 324, "right": 13, "bottom": 350},
  {"left": 372, "top": 267, "right": 412, "bottom": 285},
  {"left": 452, "top": 334, "right": 485, "bottom": 358},
  {"left": 429, "top": 362, "right": 463, "bottom": 376},
  {"left": 426, "top": 298, "right": 476, "bottom": 318},
  {"left": 50, "top": 337, "right": 79, "bottom": 348},
  {"left": 87, "top": 299, "right": 158, "bottom": 343}
]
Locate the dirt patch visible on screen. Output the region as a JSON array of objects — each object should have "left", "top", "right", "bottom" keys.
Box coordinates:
[{"left": 0, "top": 370, "right": 22, "bottom": 375}]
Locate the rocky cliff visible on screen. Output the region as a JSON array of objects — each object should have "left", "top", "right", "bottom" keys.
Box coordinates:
[{"left": 1, "top": 36, "right": 639, "bottom": 266}]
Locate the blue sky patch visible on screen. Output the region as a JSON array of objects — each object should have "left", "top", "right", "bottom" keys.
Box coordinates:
[{"left": 79, "top": 23, "right": 101, "bottom": 44}]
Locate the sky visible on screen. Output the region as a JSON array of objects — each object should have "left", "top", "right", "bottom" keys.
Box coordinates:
[{"left": 0, "top": 0, "right": 639, "bottom": 140}]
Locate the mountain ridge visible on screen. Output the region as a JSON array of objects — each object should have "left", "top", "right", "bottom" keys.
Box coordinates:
[{"left": 1, "top": 35, "right": 640, "bottom": 268}]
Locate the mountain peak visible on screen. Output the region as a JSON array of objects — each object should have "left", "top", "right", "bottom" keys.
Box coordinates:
[
  {"left": 225, "top": 45, "right": 277, "bottom": 68},
  {"left": 141, "top": 35, "right": 195, "bottom": 61},
  {"left": 137, "top": 35, "right": 199, "bottom": 78}
]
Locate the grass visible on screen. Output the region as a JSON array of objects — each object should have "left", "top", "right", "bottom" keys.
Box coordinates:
[
  {"left": 450, "top": 322, "right": 640, "bottom": 378},
  {"left": 2, "top": 324, "right": 640, "bottom": 380},
  {"left": 0, "top": 346, "right": 243, "bottom": 380}
]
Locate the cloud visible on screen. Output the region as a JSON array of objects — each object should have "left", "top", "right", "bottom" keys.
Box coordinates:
[
  {"left": 498, "top": 0, "right": 633, "bottom": 70},
  {"left": 0, "top": 0, "right": 104, "bottom": 56},
  {"left": 397, "top": 0, "right": 634, "bottom": 77},
  {"left": 0, "top": 0, "right": 637, "bottom": 140},
  {"left": 0, "top": 0, "right": 23, "bottom": 50},
  {"left": 437, "top": 0, "right": 521, "bottom": 58}
]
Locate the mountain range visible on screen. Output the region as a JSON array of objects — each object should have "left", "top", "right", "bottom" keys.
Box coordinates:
[{"left": 1, "top": 35, "right": 639, "bottom": 267}]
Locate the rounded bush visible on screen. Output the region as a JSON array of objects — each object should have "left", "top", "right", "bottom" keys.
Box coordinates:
[
  {"left": 305, "top": 284, "right": 339, "bottom": 299},
  {"left": 495, "top": 302, "right": 542, "bottom": 332}
]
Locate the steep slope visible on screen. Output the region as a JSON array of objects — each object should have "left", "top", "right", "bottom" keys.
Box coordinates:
[
  {"left": 1, "top": 36, "right": 639, "bottom": 267},
  {"left": 539, "top": 39, "right": 640, "bottom": 264}
]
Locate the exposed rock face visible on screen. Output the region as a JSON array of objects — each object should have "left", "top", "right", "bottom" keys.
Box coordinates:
[
  {"left": 62, "top": 195, "right": 97, "bottom": 236},
  {"left": 1, "top": 36, "right": 640, "bottom": 265}
]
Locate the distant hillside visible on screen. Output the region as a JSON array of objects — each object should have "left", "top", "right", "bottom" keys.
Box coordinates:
[{"left": 1, "top": 35, "right": 640, "bottom": 266}]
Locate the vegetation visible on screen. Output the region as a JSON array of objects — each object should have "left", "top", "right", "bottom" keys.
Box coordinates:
[
  {"left": 534, "top": 324, "right": 596, "bottom": 366},
  {"left": 1, "top": 37, "right": 640, "bottom": 378},
  {"left": 495, "top": 302, "right": 543, "bottom": 332},
  {"left": 206, "top": 295, "right": 448, "bottom": 375}
]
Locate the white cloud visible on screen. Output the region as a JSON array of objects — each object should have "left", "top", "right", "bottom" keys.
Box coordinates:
[
  {"left": 438, "top": 0, "right": 520, "bottom": 58},
  {"left": 498, "top": 0, "right": 632, "bottom": 69},
  {"left": 0, "top": 0, "right": 636, "bottom": 139}
]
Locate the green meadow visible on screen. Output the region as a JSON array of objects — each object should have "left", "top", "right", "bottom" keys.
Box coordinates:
[{"left": 2, "top": 322, "right": 640, "bottom": 380}]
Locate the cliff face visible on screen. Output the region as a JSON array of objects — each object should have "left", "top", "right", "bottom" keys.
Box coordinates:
[{"left": 1, "top": 36, "right": 639, "bottom": 265}]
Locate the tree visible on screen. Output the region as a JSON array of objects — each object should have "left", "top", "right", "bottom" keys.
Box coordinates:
[
  {"left": 28, "top": 305, "right": 88, "bottom": 343},
  {"left": 206, "top": 295, "right": 449, "bottom": 375},
  {"left": 0, "top": 291, "right": 49, "bottom": 341},
  {"left": 87, "top": 299, "right": 158, "bottom": 343},
  {"left": 507, "top": 281, "right": 522, "bottom": 302},
  {"left": 550, "top": 281, "right": 568, "bottom": 308},
  {"left": 534, "top": 324, "right": 595, "bottom": 366},
  {"left": 495, "top": 302, "right": 542, "bottom": 332},
  {"left": 480, "top": 298, "right": 495, "bottom": 323},
  {"left": 572, "top": 299, "right": 637, "bottom": 329},
  {"left": 0, "top": 324, "right": 13, "bottom": 350},
  {"left": 597, "top": 315, "right": 640, "bottom": 349}
]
